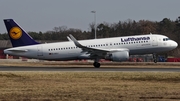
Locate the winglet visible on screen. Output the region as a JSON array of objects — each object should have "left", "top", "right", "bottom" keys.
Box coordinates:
[
  {"left": 67, "top": 36, "right": 72, "bottom": 41},
  {"left": 3, "top": 19, "right": 39, "bottom": 47},
  {"left": 69, "top": 34, "right": 84, "bottom": 48}
]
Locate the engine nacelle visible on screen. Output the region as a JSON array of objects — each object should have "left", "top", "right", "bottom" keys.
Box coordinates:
[{"left": 106, "top": 51, "right": 129, "bottom": 62}]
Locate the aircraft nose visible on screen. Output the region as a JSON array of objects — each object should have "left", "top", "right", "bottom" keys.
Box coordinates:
[{"left": 171, "top": 41, "right": 178, "bottom": 48}]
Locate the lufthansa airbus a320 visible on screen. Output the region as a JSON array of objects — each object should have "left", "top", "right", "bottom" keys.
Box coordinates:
[{"left": 3, "top": 19, "right": 178, "bottom": 68}]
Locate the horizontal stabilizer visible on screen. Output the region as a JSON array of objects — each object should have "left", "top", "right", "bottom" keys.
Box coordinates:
[{"left": 5, "top": 49, "right": 28, "bottom": 52}]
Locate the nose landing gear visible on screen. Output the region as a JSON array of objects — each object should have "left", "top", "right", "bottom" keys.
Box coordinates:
[{"left": 153, "top": 53, "right": 157, "bottom": 63}]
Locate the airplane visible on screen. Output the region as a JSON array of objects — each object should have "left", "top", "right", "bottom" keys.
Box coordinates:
[{"left": 3, "top": 19, "right": 178, "bottom": 68}]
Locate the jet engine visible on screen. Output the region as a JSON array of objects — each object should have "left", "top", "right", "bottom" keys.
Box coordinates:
[{"left": 106, "top": 51, "right": 129, "bottom": 62}]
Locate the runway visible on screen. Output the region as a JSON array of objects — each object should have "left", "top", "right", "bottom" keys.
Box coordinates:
[{"left": 0, "top": 66, "right": 180, "bottom": 72}]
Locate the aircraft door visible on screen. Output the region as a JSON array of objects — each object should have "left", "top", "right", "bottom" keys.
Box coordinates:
[
  {"left": 152, "top": 36, "right": 158, "bottom": 46},
  {"left": 37, "top": 45, "right": 43, "bottom": 56}
]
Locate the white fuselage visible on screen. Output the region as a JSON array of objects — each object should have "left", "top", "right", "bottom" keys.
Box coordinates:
[{"left": 4, "top": 34, "right": 178, "bottom": 61}]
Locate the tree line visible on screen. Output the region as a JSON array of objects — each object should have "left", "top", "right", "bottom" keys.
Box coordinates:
[{"left": 0, "top": 17, "right": 180, "bottom": 56}]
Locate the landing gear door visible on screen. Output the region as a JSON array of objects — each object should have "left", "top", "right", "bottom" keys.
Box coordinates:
[
  {"left": 37, "top": 45, "right": 43, "bottom": 56},
  {"left": 152, "top": 36, "right": 158, "bottom": 46}
]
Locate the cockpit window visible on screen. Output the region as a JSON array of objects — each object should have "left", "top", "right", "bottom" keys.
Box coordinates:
[{"left": 163, "top": 38, "right": 170, "bottom": 41}]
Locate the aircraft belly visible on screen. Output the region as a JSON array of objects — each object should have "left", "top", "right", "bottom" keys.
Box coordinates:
[
  {"left": 130, "top": 47, "right": 173, "bottom": 55},
  {"left": 43, "top": 51, "right": 81, "bottom": 61}
]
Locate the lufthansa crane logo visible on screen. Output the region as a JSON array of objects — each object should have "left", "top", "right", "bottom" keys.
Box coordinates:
[{"left": 10, "top": 27, "right": 22, "bottom": 39}]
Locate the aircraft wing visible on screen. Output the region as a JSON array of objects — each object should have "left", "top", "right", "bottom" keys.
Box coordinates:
[
  {"left": 69, "top": 34, "right": 109, "bottom": 53},
  {"left": 69, "top": 34, "right": 128, "bottom": 58}
]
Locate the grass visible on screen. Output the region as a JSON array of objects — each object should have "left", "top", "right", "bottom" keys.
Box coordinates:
[{"left": 0, "top": 72, "right": 180, "bottom": 101}]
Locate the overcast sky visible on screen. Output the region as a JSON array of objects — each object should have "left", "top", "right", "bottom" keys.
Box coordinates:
[{"left": 0, "top": 0, "right": 180, "bottom": 33}]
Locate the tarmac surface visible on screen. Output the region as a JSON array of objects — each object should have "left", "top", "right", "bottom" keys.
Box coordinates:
[
  {"left": 0, "top": 59, "right": 180, "bottom": 72},
  {"left": 1, "top": 66, "right": 180, "bottom": 72}
]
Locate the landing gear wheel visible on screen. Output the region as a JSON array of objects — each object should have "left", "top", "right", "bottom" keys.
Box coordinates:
[
  {"left": 93, "top": 62, "right": 101, "bottom": 68},
  {"left": 153, "top": 53, "right": 157, "bottom": 63},
  {"left": 154, "top": 59, "right": 157, "bottom": 63}
]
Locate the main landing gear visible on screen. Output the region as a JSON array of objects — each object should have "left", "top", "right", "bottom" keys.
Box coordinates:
[
  {"left": 93, "top": 62, "right": 101, "bottom": 68},
  {"left": 93, "top": 58, "right": 101, "bottom": 68},
  {"left": 153, "top": 53, "right": 157, "bottom": 63}
]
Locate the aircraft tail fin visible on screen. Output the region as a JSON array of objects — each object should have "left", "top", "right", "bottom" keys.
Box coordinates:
[{"left": 3, "top": 19, "right": 39, "bottom": 47}]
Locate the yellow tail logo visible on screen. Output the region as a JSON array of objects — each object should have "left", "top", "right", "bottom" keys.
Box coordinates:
[{"left": 9, "top": 27, "right": 22, "bottom": 39}]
